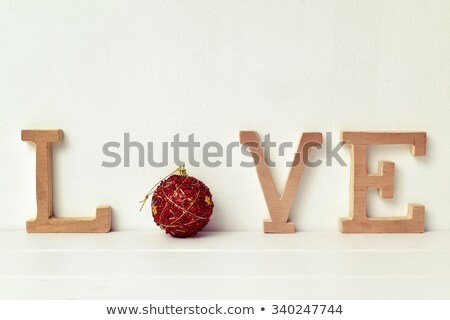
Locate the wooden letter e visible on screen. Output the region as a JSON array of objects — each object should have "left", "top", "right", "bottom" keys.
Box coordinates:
[{"left": 340, "top": 131, "right": 426, "bottom": 233}]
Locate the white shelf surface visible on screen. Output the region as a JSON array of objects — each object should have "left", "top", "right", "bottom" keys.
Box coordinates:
[{"left": 1, "top": 231, "right": 449, "bottom": 299}]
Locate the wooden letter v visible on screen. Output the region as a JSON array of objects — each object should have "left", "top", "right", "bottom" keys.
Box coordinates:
[{"left": 240, "top": 131, "right": 322, "bottom": 233}]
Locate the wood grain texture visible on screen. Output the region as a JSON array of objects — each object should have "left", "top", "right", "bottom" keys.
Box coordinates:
[
  {"left": 240, "top": 131, "right": 322, "bottom": 233},
  {"left": 340, "top": 131, "right": 426, "bottom": 233},
  {"left": 21, "top": 129, "right": 111, "bottom": 233}
]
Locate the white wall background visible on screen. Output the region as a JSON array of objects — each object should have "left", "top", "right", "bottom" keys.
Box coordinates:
[{"left": 1, "top": 0, "right": 449, "bottom": 232}]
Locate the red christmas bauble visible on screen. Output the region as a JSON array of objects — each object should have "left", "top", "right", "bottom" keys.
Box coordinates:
[{"left": 151, "top": 172, "right": 214, "bottom": 237}]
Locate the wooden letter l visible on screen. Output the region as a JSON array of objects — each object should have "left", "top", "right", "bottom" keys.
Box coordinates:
[{"left": 22, "top": 129, "right": 111, "bottom": 233}]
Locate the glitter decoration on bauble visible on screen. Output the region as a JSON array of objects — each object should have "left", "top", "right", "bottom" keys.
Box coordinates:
[{"left": 140, "top": 165, "right": 214, "bottom": 237}]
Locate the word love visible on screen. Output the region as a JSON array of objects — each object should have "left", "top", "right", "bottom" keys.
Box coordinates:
[
  {"left": 21, "top": 129, "right": 426, "bottom": 235},
  {"left": 240, "top": 131, "right": 426, "bottom": 234}
]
